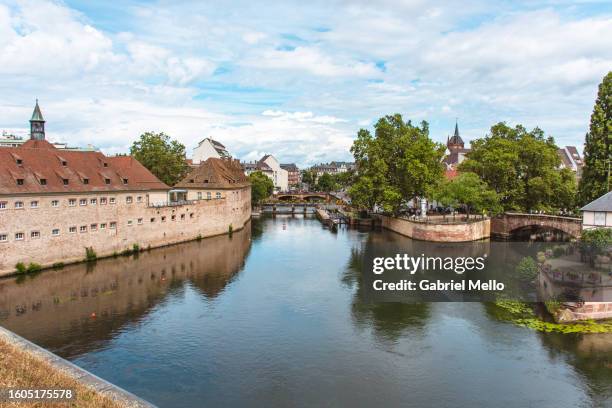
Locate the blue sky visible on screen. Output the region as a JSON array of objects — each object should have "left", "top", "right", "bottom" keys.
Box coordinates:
[{"left": 0, "top": 0, "right": 611, "bottom": 166}]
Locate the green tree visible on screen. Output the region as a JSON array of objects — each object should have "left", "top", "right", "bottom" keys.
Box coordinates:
[
  {"left": 460, "top": 123, "right": 576, "bottom": 212},
  {"left": 316, "top": 173, "right": 337, "bottom": 192},
  {"left": 578, "top": 71, "right": 612, "bottom": 205},
  {"left": 249, "top": 171, "right": 274, "bottom": 206},
  {"left": 332, "top": 171, "right": 354, "bottom": 189},
  {"left": 349, "top": 114, "right": 445, "bottom": 215},
  {"left": 130, "top": 132, "right": 188, "bottom": 186},
  {"left": 301, "top": 170, "right": 315, "bottom": 187},
  {"left": 433, "top": 172, "right": 501, "bottom": 217}
]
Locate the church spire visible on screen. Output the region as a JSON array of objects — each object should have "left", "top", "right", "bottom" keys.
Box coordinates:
[
  {"left": 447, "top": 119, "right": 464, "bottom": 151},
  {"left": 29, "top": 99, "right": 45, "bottom": 140},
  {"left": 453, "top": 119, "right": 460, "bottom": 139}
]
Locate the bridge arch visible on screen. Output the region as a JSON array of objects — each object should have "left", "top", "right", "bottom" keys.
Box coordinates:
[{"left": 491, "top": 213, "right": 582, "bottom": 240}]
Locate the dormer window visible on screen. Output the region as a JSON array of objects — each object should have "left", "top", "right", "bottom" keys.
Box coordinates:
[
  {"left": 204, "top": 179, "right": 209, "bottom": 183},
  {"left": 105, "top": 178, "right": 111, "bottom": 185},
  {"left": 16, "top": 179, "right": 24, "bottom": 185},
  {"left": 190, "top": 179, "right": 195, "bottom": 183},
  {"left": 16, "top": 159, "right": 22, "bottom": 165},
  {"left": 103, "top": 162, "right": 108, "bottom": 167},
  {"left": 40, "top": 179, "right": 47, "bottom": 185},
  {"left": 62, "top": 160, "right": 67, "bottom": 166},
  {"left": 123, "top": 178, "right": 128, "bottom": 185},
  {"left": 63, "top": 179, "right": 69, "bottom": 185},
  {"left": 83, "top": 178, "right": 89, "bottom": 185}
]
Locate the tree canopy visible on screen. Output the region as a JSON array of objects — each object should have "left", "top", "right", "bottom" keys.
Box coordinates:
[
  {"left": 316, "top": 173, "right": 337, "bottom": 192},
  {"left": 459, "top": 123, "right": 576, "bottom": 212},
  {"left": 349, "top": 114, "right": 445, "bottom": 214},
  {"left": 249, "top": 171, "right": 274, "bottom": 206},
  {"left": 433, "top": 172, "right": 501, "bottom": 216},
  {"left": 578, "top": 71, "right": 611, "bottom": 206},
  {"left": 130, "top": 132, "right": 189, "bottom": 186}
]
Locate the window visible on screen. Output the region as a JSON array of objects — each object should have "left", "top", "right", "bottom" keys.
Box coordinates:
[
  {"left": 216, "top": 192, "right": 221, "bottom": 199},
  {"left": 51, "top": 200, "right": 59, "bottom": 207},
  {"left": 123, "top": 178, "right": 128, "bottom": 185},
  {"left": 171, "top": 215, "right": 176, "bottom": 221},
  {"left": 100, "top": 198, "right": 107, "bottom": 205},
  {"left": 594, "top": 212, "right": 607, "bottom": 226},
  {"left": 100, "top": 223, "right": 106, "bottom": 230},
  {"left": 126, "top": 196, "right": 133, "bottom": 204},
  {"left": 63, "top": 179, "right": 69, "bottom": 185},
  {"left": 69, "top": 226, "right": 77, "bottom": 233},
  {"left": 15, "top": 201, "right": 24, "bottom": 209},
  {"left": 80, "top": 225, "right": 87, "bottom": 233},
  {"left": 83, "top": 178, "right": 89, "bottom": 185},
  {"left": 190, "top": 213, "right": 194, "bottom": 219},
  {"left": 40, "top": 178, "right": 47, "bottom": 185},
  {"left": 68, "top": 199, "right": 76, "bottom": 206},
  {"left": 16, "top": 159, "right": 22, "bottom": 165},
  {"left": 161, "top": 216, "right": 166, "bottom": 222},
  {"left": 150, "top": 217, "right": 156, "bottom": 223},
  {"left": 110, "top": 222, "right": 117, "bottom": 229},
  {"left": 52, "top": 229, "right": 60, "bottom": 236},
  {"left": 0, "top": 234, "right": 7, "bottom": 242},
  {"left": 79, "top": 199, "right": 87, "bottom": 206},
  {"left": 90, "top": 223, "right": 98, "bottom": 231},
  {"left": 105, "top": 178, "right": 111, "bottom": 185},
  {"left": 30, "top": 201, "right": 38, "bottom": 208},
  {"left": 61, "top": 160, "right": 67, "bottom": 166},
  {"left": 31, "top": 231, "right": 40, "bottom": 239},
  {"left": 180, "top": 214, "right": 185, "bottom": 220},
  {"left": 137, "top": 218, "right": 143, "bottom": 225},
  {"left": 197, "top": 192, "right": 202, "bottom": 200},
  {"left": 127, "top": 220, "right": 133, "bottom": 226},
  {"left": 16, "top": 179, "right": 24, "bottom": 185},
  {"left": 206, "top": 192, "right": 211, "bottom": 200},
  {"left": 109, "top": 197, "right": 116, "bottom": 204},
  {"left": 0, "top": 202, "right": 6, "bottom": 209},
  {"left": 103, "top": 162, "right": 108, "bottom": 167},
  {"left": 137, "top": 196, "right": 143, "bottom": 203},
  {"left": 15, "top": 232, "right": 24, "bottom": 241}
]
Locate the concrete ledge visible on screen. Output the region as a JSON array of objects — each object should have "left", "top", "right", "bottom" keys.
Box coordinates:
[
  {"left": 378, "top": 215, "right": 490, "bottom": 242},
  {"left": 0, "top": 324, "right": 156, "bottom": 407}
]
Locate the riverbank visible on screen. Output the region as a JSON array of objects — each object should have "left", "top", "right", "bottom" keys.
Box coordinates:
[
  {"left": 0, "top": 326, "right": 154, "bottom": 407},
  {"left": 378, "top": 214, "right": 491, "bottom": 242}
]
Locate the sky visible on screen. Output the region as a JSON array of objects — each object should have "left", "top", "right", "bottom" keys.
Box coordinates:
[{"left": 0, "top": 0, "right": 611, "bottom": 167}]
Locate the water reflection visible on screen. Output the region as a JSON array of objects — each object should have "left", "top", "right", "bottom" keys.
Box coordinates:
[{"left": 0, "top": 224, "right": 251, "bottom": 357}]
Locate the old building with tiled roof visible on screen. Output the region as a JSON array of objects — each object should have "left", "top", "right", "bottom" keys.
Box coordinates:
[
  {"left": 557, "top": 146, "right": 584, "bottom": 178},
  {"left": 0, "top": 102, "right": 251, "bottom": 276},
  {"left": 442, "top": 121, "right": 471, "bottom": 171},
  {"left": 192, "top": 137, "right": 231, "bottom": 165}
]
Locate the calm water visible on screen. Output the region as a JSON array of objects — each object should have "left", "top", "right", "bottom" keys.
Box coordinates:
[{"left": 1, "top": 215, "right": 612, "bottom": 407}]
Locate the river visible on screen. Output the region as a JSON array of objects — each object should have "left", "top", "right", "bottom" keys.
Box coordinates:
[{"left": 1, "top": 215, "right": 611, "bottom": 407}]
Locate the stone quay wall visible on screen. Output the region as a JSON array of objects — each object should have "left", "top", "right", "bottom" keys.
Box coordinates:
[
  {"left": 0, "top": 186, "right": 251, "bottom": 276},
  {"left": 379, "top": 215, "right": 490, "bottom": 242}
]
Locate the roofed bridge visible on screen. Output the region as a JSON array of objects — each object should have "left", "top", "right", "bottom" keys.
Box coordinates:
[{"left": 491, "top": 213, "right": 582, "bottom": 239}]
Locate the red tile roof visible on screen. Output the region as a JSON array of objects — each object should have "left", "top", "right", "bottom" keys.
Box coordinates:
[
  {"left": 0, "top": 141, "right": 169, "bottom": 195},
  {"left": 175, "top": 158, "right": 250, "bottom": 189}
]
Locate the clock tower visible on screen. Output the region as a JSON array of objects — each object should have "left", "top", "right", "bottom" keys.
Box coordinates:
[{"left": 30, "top": 99, "right": 45, "bottom": 140}]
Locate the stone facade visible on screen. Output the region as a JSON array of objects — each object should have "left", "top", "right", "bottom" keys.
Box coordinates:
[
  {"left": 0, "top": 186, "right": 251, "bottom": 276},
  {"left": 379, "top": 215, "right": 490, "bottom": 242}
]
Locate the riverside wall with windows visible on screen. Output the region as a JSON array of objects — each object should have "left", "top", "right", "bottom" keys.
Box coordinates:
[
  {"left": 0, "top": 186, "right": 251, "bottom": 276},
  {"left": 378, "top": 215, "right": 490, "bottom": 242}
]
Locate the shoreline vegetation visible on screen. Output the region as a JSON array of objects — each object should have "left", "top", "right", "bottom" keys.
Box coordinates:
[
  {"left": 0, "top": 336, "right": 127, "bottom": 408},
  {"left": 491, "top": 300, "right": 612, "bottom": 334}
]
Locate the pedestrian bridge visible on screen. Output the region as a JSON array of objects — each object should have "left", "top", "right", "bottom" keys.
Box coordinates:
[{"left": 491, "top": 213, "right": 582, "bottom": 239}]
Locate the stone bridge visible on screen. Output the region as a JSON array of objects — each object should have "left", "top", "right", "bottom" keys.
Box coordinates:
[
  {"left": 274, "top": 192, "right": 330, "bottom": 202},
  {"left": 491, "top": 212, "right": 582, "bottom": 239}
]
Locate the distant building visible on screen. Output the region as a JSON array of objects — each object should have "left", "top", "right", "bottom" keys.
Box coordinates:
[
  {"left": 1, "top": 102, "right": 98, "bottom": 151},
  {"left": 557, "top": 146, "right": 584, "bottom": 179},
  {"left": 581, "top": 191, "right": 612, "bottom": 230},
  {"left": 280, "top": 163, "right": 300, "bottom": 187},
  {"left": 442, "top": 122, "right": 470, "bottom": 170},
  {"left": 192, "top": 138, "right": 231, "bottom": 165},
  {"left": 242, "top": 154, "right": 288, "bottom": 192}
]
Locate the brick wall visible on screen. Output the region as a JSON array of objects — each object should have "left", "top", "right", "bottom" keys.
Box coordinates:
[{"left": 0, "top": 186, "right": 251, "bottom": 276}]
